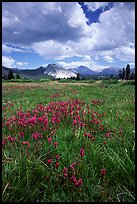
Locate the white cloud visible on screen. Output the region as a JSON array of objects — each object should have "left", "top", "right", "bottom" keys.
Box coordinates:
[
  {"left": 103, "top": 55, "right": 114, "bottom": 63},
  {"left": 2, "top": 2, "right": 135, "bottom": 70},
  {"left": 2, "top": 56, "right": 15, "bottom": 67},
  {"left": 32, "top": 40, "right": 74, "bottom": 60},
  {"left": 2, "top": 55, "right": 28, "bottom": 68},
  {"left": 16, "top": 61, "right": 28, "bottom": 67},
  {"left": 113, "top": 46, "right": 135, "bottom": 62},
  {"left": 57, "top": 59, "right": 106, "bottom": 71},
  {"left": 84, "top": 2, "right": 110, "bottom": 12}
]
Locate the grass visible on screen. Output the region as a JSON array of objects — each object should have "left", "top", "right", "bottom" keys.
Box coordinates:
[{"left": 2, "top": 80, "right": 135, "bottom": 202}]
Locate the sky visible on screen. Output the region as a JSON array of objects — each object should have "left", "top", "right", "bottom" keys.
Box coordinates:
[{"left": 2, "top": 2, "right": 135, "bottom": 71}]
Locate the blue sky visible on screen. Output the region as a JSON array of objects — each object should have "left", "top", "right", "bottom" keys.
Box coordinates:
[{"left": 2, "top": 2, "right": 135, "bottom": 71}]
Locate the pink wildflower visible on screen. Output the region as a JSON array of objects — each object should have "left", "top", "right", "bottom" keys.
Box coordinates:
[
  {"left": 47, "top": 137, "right": 52, "bottom": 144},
  {"left": 101, "top": 168, "right": 107, "bottom": 175},
  {"left": 103, "top": 141, "right": 106, "bottom": 145},
  {"left": 47, "top": 159, "right": 52, "bottom": 164},
  {"left": 54, "top": 141, "right": 58, "bottom": 148},
  {"left": 73, "top": 119, "right": 77, "bottom": 126},
  {"left": 56, "top": 154, "right": 60, "bottom": 161},
  {"left": 64, "top": 173, "right": 68, "bottom": 178},
  {"left": 55, "top": 162, "right": 60, "bottom": 168},
  {"left": 80, "top": 148, "right": 84, "bottom": 157},
  {"left": 105, "top": 133, "right": 109, "bottom": 138},
  {"left": 22, "top": 141, "right": 30, "bottom": 147}
]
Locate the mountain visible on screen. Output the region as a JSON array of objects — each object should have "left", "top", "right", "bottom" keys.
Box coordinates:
[
  {"left": 44, "top": 64, "right": 77, "bottom": 79},
  {"left": 2, "top": 64, "right": 135, "bottom": 80},
  {"left": 99, "top": 67, "right": 120, "bottom": 76},
  {"left": 2, "top": 64, "right": 77, "bottom": 79},
  {"left": 69, "top": 66, "right": 96, "bottom": 76},
  {"left": 2, "top": 66, "right": 52, "bottom": 80}
]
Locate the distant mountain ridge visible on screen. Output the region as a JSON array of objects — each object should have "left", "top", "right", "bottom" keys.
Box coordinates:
[
  {"left": 69, "top": 66, "right": 96, "bottom": 76},
  {"left": 2, "top": 64, "right": 135, "bottom": 79}
]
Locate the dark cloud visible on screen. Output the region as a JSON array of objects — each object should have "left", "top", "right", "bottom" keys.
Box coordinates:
[{"left": 2, "top": 2, "right": 85, "bottom": 45}]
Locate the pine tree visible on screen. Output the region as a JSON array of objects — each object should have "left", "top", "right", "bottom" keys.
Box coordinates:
[
  {"left": 118, "top": 69, "right": 122, "bottom": 79},
  {"left": 122, "top": 67, "right": 126, "bottom": 80},
  {"left": 76, "top": 73, "right": 80, "bottom": 81},
  {"left": 16, "top": 73, "right": 20, "bottom": 79},
  {"left": 8, "top": 69, "right": 14, "bottom": 80},
  {"left": 130, "top": 72, "right": 135, "bottom": 80},
  {"left": 126, "top": 64, "right": 130, "bottom": 80}
]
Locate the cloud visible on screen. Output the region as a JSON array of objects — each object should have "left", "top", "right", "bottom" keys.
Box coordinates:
[
  {"left": 16, "top": 61, "right": 28, "bottom": 67},
  {"left": 2, "top": 2, "right": 135, "bottom": 69},
  {"left": 57, "top": 59, "right": 106, "bottom": 71},
  {"left": 2, "top": 55, "right": 28, "bottom": 68},
  {"left": 2, "top": 43, "right": 33, "bottom": 53},
  {"left": 84, "top": 2, "right": 110, "bottom": 12},
  {"left": 2, "top": 2, "right": 87, "bottom": 45},
  {"left": 103, "top": 55, "right": 114, "bottom": 63},
  {"left": 2, "top": 56, "right": 15, "bottom": 68},
  {"left": 32, "top": 40, "right": 74, "bottom": 60}
]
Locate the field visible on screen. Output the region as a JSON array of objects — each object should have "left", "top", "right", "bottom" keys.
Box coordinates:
[{"left": 2, "top": 80, "right": 135, "bottom": 202}]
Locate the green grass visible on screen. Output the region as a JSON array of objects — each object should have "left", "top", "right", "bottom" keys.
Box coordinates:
[{"left": 2, "top": 81, "right": 135, "bottom": 202}]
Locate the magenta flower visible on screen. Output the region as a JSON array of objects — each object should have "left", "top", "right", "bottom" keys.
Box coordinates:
[
  {"left": 63, "top": 167, "right": 68, "bottom": 173},
  {"left": 47, "top": 137, "right": 52, "bottom": 144},
  {"left": 101, "top": 168, "right": 107, "bottom": 175},
  {"left": 19, "top": 131, "right": 24, "bottom": 138},
  {"left": 54, "top": 141, "right": 58, "bottom": 148},
  {"left": 47, "top": 159, "right": 52, "bottom": 164},
  {"left": 22, "top": 141, "right": 30, "bottom": 147},
  {"left": 64, "top": 173, "right": 68, "bottom": 178},
  {"left": 56, "top": 154, "right": 60, "bottom": 161},
  {"left": 55, "top": 162, "right": 60, "bottom": 168},
  {"left": 105, "top": 133, "right": 109, "bottom": 138},
  {"left": 80, "top": 148, "right": 84, "bottom": 157},
  {"left": 70, "top": 174, "right": 75, "bottom": 181},
  {"left": 2, "top": 140, "right": 6, "bottom": 145},
  {"left": 103, "top": 141, "right": 106, "bottom": 145},
  {"left": 78, "top": 178, "right": 83, "bottom": 185},
  {"left": 75, "top": 182, "right": 80, "bottom": 188},
  {"left": 73, "top": 119, "right": 77, "bottom": 126}
]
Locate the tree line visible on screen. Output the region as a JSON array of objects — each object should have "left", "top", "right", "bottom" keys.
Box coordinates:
[
  {"left": 2, "top": 70, "right": 20, "bottom": 80},
  {"left": 118, "top": 64, "right": 135, "bottom": 80}
]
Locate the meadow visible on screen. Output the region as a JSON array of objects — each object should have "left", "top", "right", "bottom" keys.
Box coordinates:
[{"left": 2, "top": 80, "right": 135, "bottom": 202}]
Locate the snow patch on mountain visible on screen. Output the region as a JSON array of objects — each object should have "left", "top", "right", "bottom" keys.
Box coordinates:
[{"left": 44, "top": 64, "right": 77, "bottom": 79}]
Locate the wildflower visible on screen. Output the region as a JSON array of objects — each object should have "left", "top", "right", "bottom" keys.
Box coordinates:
[
  {"left": 78, "top": 178, "right": 83, "bottom": 185},
  {"left": 7, "top": 136, "right": 16, "bottom": 143},
  {"left": 47, "top": 137, "right": 52, "bottom": 144},
  {"left": 103, "top": 141, "right": 106, "bottom": 145},
  {"left": 70, "top": 174, "right": 75, "bottom": 181},
  {"left": 63, "top": 167, "right": 68, "bottom": 173},
  {"left": 64, "top": 173, "right": 68, "bottom": 178},
  {"left": 22, "top": 141, "right": 30, "bottom": 147},
  {"left": 19, "top": 131, "right": 24, "bottom": 139},
  {"left": 70, "top": 162, "right": 76, "bottom": 170},
  {"left": 54, "top": 141, "right": 58, "bottom": 148},
  {"left": 55, "top": 162, "right": 60, "bottom": 168},
  {"left": 84, "top": 132, "right": 87, "bottom": 137},
  {"left": 105, "top": 133, "right": 109, "bottom": 138},
  {"left": 47, "top": 159, "right": 52, "bottom": 164},
  {"left": 2, "top": 140, "right": 6, "bottom": 145},
  {"left": 72, "top": 177, "right": 77, "bottom": 184},
  {"left": 101, "top": 168, "right": 107, "bottom": 175},
  {"left": 56, "top": 154, "right": 60, "bottom": 161},
  {"left": 80, "top": 148, "right": 84, "bottom": 157},
  {"left": 75, "top": 182, "right": 79, "bottom": 188},
  {"left": 73, "top": 119, "right": 77, "bottom": 126}
]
